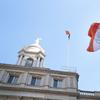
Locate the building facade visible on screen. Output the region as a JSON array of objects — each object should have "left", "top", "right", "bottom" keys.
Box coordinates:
[{"left": 0, "top": 39, "right": 100, "bottom": 100}]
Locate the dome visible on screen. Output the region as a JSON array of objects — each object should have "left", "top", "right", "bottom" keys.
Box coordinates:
[
  {"left": 19, "top": 38, "right": 45, "bottom": 54},
  {"left": 24, "top": 43, "right": 45, "bottom": 53}
]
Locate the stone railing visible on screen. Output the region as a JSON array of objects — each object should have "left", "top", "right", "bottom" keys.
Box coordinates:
[
  {"left": 79, "top": 90, "right": 100, "bottom": 98},
  {"left": 79, "top": 90, "right": 95, "bottom": 96}
]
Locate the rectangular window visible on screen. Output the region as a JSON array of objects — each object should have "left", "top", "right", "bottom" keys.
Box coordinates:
[
  {"left": 7, "top": 75, "right": 18, "bottom": 84},
  {"left": 53, "top": 79, "right": 62, "bottom": 88},
  {"left": 31, "top": 77, "right": 41, "bottom": 86}
]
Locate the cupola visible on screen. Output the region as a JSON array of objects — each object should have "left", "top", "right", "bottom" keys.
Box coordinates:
[{"left": 17, "top": 38, "right": 45, "bottom": 68}]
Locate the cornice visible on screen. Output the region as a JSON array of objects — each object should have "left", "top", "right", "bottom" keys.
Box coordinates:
[
  {"left": 0, "top": 63, "right": 79, "bottom": 78},
  {"left": 0, "top": 84, "right": 78, "bottom": 97}
]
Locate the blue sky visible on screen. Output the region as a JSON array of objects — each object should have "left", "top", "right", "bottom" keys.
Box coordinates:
[{"left": 0, "top": 0, "right": 100, "bottom": 91}]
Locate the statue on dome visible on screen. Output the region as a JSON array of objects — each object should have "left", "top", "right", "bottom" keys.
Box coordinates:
[{"left": 35, "top": 38, "right": 41, "bottom": 45}]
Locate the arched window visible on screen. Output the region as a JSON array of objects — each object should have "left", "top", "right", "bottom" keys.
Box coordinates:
[{"left": 25, "top": 58, "right": 33, "bottom": 67}]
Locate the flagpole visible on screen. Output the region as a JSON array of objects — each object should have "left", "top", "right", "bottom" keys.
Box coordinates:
[
  {"left": 65, "top": 30, "right": 70, "bottom": 67},
  {"left": 62, "top": 37, "right": 70, "bottom": 71},
  {"left": 62, "top": 30, "right": 71, "bottom": 71},
  {"left": 64, "top": 30, "right": 77, "bottom": 72},
  {"left": 66, "top": 38, "right": 70, "bottom": 67}
]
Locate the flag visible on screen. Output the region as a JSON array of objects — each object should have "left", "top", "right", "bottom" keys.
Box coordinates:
[
  {"left": 65, "top": 30, "right": 70, "bottom": 39},
  {"left": 87, "top": 22, "right": 100, "bottom": 52}
]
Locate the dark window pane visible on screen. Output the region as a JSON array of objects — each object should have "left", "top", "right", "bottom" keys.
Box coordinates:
[
  {"left": 7, "top": 75, "right": 14, "bottom": 84},
  {"left": 53, "top": 79, "right": 58, "bottom": 88},
  {"left": 31, "top": 77, "right": 36, "bottom": 86}
]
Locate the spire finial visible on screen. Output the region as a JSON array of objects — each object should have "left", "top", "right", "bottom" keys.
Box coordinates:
[{"left": 35, "top": 38, "right": 41, "bottom": 45}]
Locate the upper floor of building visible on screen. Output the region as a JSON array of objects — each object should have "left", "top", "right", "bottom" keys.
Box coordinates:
[{"left": 0, "top": 63, "right": 79, "bottom": 92}]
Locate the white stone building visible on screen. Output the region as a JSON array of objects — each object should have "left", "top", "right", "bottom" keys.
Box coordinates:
[{"left": 0, "top": 39, "right": 100, "bottom": 100}]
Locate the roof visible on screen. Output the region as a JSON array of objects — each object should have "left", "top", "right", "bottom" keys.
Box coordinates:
[{"left": 19, "top": 38, "right": 45, "bottom": 54}]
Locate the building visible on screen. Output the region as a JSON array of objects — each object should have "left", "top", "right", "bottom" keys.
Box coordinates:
[{"left": 0, "top": 39, "right": 100, "bottom": 100}]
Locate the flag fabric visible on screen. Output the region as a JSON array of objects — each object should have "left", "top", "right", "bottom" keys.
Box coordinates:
[
  {"left": 65, "top": 30, "right": 70, "bottom": 39},
  {"left": 87, "top": 22, "right": 100, "bottom": 52}
]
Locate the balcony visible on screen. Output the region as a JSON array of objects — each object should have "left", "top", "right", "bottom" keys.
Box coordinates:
[
  {"left": 79, "top": 90, "right": 95, "bottom": 96},
  {"left": 78, "top": 90, "right": 100, "bottom": 99}
]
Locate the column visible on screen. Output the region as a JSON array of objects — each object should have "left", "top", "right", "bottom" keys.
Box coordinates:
[
  {"left": 33, "top": 59, "right": 37, "bottom": 67},
  {"left": 37, "top": 57, "right": 40, "bottom": 67},
  {"left": 0, "top": 70, "right": 5, "bottom": 81},
  {"left": 17, "top": 55, "right": 22, "bottom": 65},
  {"left": 39, "top": 59, "right": 44, "bottom": 67},
  {"left": 22, "top": 72, "right": 28, "bottom": 84},
  {"left": 72, "top": 77, "right": 77, "bottom": 89},
  {"left": 66, "top": 77, "right": 70, "bottom": 88},
  {"left": 1, "top": 71, "right": 9, "bottom": 83},
  {"left": 62, "top": 77, "right": 68, "bottom": 89},
  {"left": 20, "top": 55, "right": 24, "bottom": 65},
  {"left": 16, "top": 56, "right": 20, "bottom": 65},
  {"left": 17, "top": 72, "right": 28, "bottom": 85},
  {"left": 39, "top": 58, "right": 41, "bottom": 67},
  {"left": 19, "top": 55, "right": 23, "bottom": 65},
  {"left": 44, "top": 74, "right": 50, "bottom": 88}
]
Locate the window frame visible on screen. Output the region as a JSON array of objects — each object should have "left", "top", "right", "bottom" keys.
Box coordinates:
[
  {"left": 7, "top": 74, "right": 18, "bottom": 84},
  {"left": 31, "top": 76, "right": 41, "bottom": 86},
  {"left": 53, "top": 78, "right": 62, "bottom": 88}
]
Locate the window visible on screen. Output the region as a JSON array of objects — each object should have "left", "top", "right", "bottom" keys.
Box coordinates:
[
  {"left": 31, "top": 77, "right": 41, "bottom": 86},
  {"left": 7, "top": 75, "right": 18, "bottom": 84},
  {"left": 25, "top": 58, "right": 33, "bottom": 67},
  {"left": 53, "top": 79, "right": 62, "bottom": 88}
]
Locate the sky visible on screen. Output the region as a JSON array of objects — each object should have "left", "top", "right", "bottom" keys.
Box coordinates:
[{"left": 0, "top": 0, "right": 100, "bottom": 91}]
